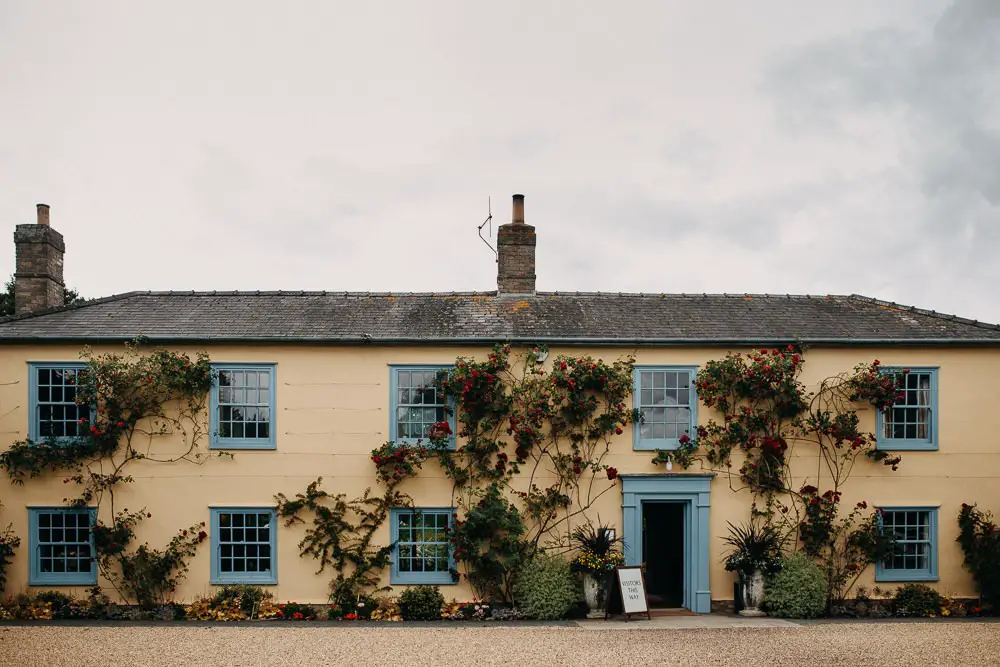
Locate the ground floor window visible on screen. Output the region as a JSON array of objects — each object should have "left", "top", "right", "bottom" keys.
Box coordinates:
[
  {"left": 390, "top": 507, "right": 454, "bottom": 584},
  {"left": 876, "top": 507, "right": 938, "bottom": 582},
  {"left": 210, "top": 508, "right": 277, "bottom": 584},
  {"left": 29, "top": 507, "right": 97, "bottom": 585}
]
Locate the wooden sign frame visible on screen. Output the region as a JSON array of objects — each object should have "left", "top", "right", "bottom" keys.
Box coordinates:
[{"left": 607, "top": 565, "right": 651, "bottom": 621}]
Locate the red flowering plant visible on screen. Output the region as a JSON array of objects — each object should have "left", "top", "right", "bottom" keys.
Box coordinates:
[
  {"left": 278, "top": 601, "right": 317, "bottom": 620},
  {"left": 91, "top": 508, "right": 208, "bottom": 610},
  {"left": 798, "top": 491, "right": 894, "bottom": 612},
  {"left": 845, "top": 360, "right": 903, "bottom": 413},
  {"left": 669, "top": 346, "right": 903, "bottom": 609},
  {"left": 1, "top": 341, "right": 216, "bottom": 491},
  {"left": 429, "top": 345, "right": 635, "bottom": 601},
  {"left": 0, "top": 340, "right": 219, "bottom": 607},
  {"left": 370, "top": 441, "right": 430, "bottom": 486}
]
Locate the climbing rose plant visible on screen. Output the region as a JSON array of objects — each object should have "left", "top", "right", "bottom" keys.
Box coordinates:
[
  {"left": 417, "top": 344, "right": 635, "bottom": 600},
  {"left": 0, "top": 341, "right": 218, "bottom": 606},
  {"left": 666, "top": 347, "right": 902, "bottom": 608}
]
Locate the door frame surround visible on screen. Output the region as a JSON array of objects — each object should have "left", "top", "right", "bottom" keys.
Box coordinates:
[{"left": 621, "top": 474, "right": 713, "bottom": 613}]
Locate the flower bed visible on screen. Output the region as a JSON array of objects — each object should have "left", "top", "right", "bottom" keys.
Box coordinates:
[{"left": 0, "top": 589, "right": 532, "bottom": 623}]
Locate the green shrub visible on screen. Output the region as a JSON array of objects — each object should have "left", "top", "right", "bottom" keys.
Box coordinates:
[
  {"left": 958, "top": 503, "right": 1000, "bottom": 605},
  {"left": 893, "top": 583, "right": 941, "bottom": 617},
  {"left": 513, "top": 553, "right": 583, "bottom": 620},
  {"left": 764, "top": 553, "right": 828, "bottom": 618},
  {"left": 399, "top": 586, "right": 444, "bottom": 621}
]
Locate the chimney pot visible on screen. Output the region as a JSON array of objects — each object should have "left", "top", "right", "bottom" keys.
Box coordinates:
[
  {"left": 36, "top": 203, "right": 50, "bottom": 226},
  {"left": 512, "top": 194, "right": 525, "bottom": 224}
]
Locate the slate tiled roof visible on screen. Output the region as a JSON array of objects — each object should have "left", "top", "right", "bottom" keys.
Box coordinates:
[{"left": 0, "top": 291, "right": 998, "bottom": 345}]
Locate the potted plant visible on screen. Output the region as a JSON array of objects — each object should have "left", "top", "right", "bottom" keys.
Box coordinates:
[
  {"left": 571, "top": 520, "right": 625, "bottom": 618},
  {"left": 722, "top": 519, "right": 784, "bottom": 616}
]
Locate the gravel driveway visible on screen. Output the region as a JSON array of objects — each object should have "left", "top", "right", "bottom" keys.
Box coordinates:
[{"left": 1, "top": 622, "right": 997, "bottom": 666}]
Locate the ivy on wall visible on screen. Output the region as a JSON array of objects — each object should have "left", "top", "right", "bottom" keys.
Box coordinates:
[{"left": 0, "top": 341, "right": 219, "bottom": 607}]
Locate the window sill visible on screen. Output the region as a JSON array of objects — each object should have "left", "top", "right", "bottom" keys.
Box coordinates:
[
  {"left": 876, "top": 441, "right": 938, "bottom": 452},
  {"left": 390, "top": 573, "right": 457, "bottom": 586},
  {"left": 29, "top": 436, "right": 90, "bottom": 447},
  {"left": 395, "top": 440, "right": 455, "bottom": 451},
  {"left": 875, "top": 571, "right": 939, "bottom": 583},
  {"left": 30, "top": 575, "right": 98, "bottom": 586},
  {"left": 633, "top": 440, "right": 681, "bottom": 452},
  {"left": 211, "top": 575, "right": 278, "bottom": 586},
  {"left": 209, "top": 439, "right": 276, "bottom": 451}
]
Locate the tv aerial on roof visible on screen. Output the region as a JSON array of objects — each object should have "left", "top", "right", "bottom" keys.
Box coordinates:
[{"left": 477, "top": 197, "right": 497, "bottom": 261}]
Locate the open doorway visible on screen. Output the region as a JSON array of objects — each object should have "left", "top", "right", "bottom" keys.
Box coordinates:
[{"left": 642, "top": 502, "right": 685, "bottom": 608}]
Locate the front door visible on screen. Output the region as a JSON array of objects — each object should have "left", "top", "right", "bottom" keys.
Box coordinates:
[{"left": 642, "top": 501, "right": 685, "bottom": 608}]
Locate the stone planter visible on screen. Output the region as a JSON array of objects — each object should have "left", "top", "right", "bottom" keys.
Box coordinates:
[
  {"left": 582, "top": 572, "right": 607, "bottom": 618},
  {"left": 738, "top": 569, "right": 767, "bottom": 617}
]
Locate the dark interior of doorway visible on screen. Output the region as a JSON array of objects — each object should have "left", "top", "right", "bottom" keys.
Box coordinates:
[{"left": 642, "top": 502, "right": 685, "bottom": 608}]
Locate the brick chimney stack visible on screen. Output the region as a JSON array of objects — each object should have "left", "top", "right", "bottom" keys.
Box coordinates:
[
  {"left": 497, "top": 194, "right": 536, "bottom": 294},
  {"left": 14, "top": 204, "right": 65, "bottom": 315}
]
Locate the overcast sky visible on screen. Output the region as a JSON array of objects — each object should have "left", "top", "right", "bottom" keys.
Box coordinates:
[{"left": 1, "top": 0, "right": 998, "bottom": 321}]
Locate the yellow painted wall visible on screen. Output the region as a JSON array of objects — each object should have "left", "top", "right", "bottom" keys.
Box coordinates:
[{"left": 0, "top": 343, "right": 997, "bottom": 604}]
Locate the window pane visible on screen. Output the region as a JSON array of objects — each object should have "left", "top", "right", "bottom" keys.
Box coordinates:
[
  {"left": 881, "top": 510, "right": 931, "bottom": 572},
  {"left": 216, "top": 368, "right": 273, "bottom": 442},
  {"left": 34, "top": 510, "right": 94, "bottom": 581},
  {"left": 395, "top": 510, "right": 451, "bottom": 576},
  {"left": 215, "top": 510, "right": 273, "bottom": 580},
  {"left": 394, "top": 368, "right": 448, "bottom": 440}
]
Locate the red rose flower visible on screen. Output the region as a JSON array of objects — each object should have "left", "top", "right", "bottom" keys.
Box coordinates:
[{"left": 606, "top": 467, "right": 619, "bottom": 480}]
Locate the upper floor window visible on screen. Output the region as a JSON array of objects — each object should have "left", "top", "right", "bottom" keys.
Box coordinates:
[
  {"left": 633, "top": 366, "right": 697, "bottom": 450},
  {"left": 28, "top": 507, "right": 97, "bottom": 585},
  {"left": 210, "top": 507, "right": 277, "bottom": 584},
  {"left": 389, "top": 366, "right": 454, "bottom": 447},
  {"left": 389, "top": 507, "right": 454, "bottom": 585},
  {"left": 210, "top": 364, "right": 276, "bottom": 450},
  {"left": 877, "top": 367, "right": 938, "bottom": 451},
  {"left": 875, "top": 507, "right": 938, "bottom": 582},
  {"left": 28, "top": 363, "right": 88, "bottom": 442}
]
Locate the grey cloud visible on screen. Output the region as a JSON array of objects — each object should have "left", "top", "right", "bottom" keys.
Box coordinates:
[{"left": 758, "top": 0, "right": 1000, "bottom": 317}]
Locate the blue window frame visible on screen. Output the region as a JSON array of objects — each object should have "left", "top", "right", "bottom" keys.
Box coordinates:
[
  {"left": 633, "top": 366, "right": 698, "bottom": 450},
  {"left": 209, "top": 364, "right": 276, "bottom": 450},
  {"left": 28, "top": 363, "right": 89, "bottom": 442},
  {"left": 876, "top": 507, "right": 938, "bottom": 582},
  {"left": 390, "top": 507, "right": 455, "bottom": 585},
  {"left": 210, "top": 508, "right": 277, "bottom": 585},
  {"left": 389, "top": 365, "right": 454, "bottom": 447},
  {"left": 876, "top": 367, "right": 938, "bottom": 451},
  {"left": 29, "top": 507, "right": 97, "bottom": 585}
]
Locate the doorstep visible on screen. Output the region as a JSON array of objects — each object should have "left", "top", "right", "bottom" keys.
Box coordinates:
[{"left": 574, "top": 613, "right": 803, "bottom": 629}]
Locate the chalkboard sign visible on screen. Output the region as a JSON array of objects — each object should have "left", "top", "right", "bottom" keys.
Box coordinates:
[{"left": 609, "top": 566, "right": 651, "bottom": 621}]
